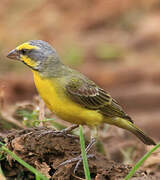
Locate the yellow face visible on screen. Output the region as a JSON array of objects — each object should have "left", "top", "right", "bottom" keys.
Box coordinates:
[
  {"left": 15, "top": 42, "right": 40, "bottom": 67},
  {"left": 16, "top": 42, "right": 38, "bottom": 51},
  {"left": 7, "top": 42, "right": 41, "bottom": 70},
  {"left": 7, "top": 40, "right": 56, "bottom": 71}
]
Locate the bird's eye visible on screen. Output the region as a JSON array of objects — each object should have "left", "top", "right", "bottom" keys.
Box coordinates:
[{"left": 21, "top": 49, "right": 27, "bottom": 55}]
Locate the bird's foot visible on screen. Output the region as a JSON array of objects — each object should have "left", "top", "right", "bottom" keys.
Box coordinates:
[
  {"left": 57, "top": 137, "right": 96, "bottom": 174},
  {"left": 58, "top": 124, "right": 79, "bottom": 138},
  {"left": 59, "top": 124, "right": 79, "bottom": 134},
  {"left": 37, "top": 124, "right": 79, "bottom": 138}
]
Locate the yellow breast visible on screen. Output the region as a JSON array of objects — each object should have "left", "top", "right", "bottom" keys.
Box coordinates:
[{"left": 32, "top": 71, "right": 103, "bottom": 126}]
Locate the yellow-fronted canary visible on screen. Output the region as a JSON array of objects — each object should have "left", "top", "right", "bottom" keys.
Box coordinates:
[{"left": 7, "top": 40, "right": 156, "bottom": 145}]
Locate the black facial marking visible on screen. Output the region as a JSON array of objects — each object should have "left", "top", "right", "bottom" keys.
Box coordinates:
[
  {"left": 19, "top": 49, "right": 32, "bottom": 56},
  {"left": 21, "top": 49, "right": 27, "bottom": 55},
  {"left": 17, "top": 40, "right": 60, "bottom": 73},
  {"left": 22, "top": 60, "right": 39, "bottom": 71}
]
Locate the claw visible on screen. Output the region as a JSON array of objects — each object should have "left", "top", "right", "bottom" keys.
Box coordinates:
[
  {"left": 73, "top": 154, "right": 95, "bottom": 174},
  {"left": 57, "top": 137, "right": 96, "bottom": 174},
  {"left": 60, "top": 124, "right": 79, "bottom": 134},
  {"left": 57, "top": 156, "right": 81, "bottom": 168},
  {"left": 37, "top": 124, "right": 79, "bottom": 139}
]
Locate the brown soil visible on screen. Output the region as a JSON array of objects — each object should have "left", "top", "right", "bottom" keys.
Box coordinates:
[{"left": 0, "top": 127, "right": 158, "bottom": 180}]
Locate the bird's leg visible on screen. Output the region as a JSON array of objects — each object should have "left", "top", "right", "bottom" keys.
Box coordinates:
[
  {"left": 57, "top": 154, "right": 94, "bottom": 169},
  {"left": 54, "top": 124, "right": 80, "bottom": 138},
  {"left": 57, "top": 137, "right": 96, "bottom": 171},
  {"left": 73, "top": 137, "right": 96, "bottom": 173},
  {"left": 38, "top": 97, "right": 45, "bottom": 126},
  {"left": 37, "top": 124, "right": 79, "bottom": 139},
  {"left": 60, "top": 124, "right": 79, "bottom": 134},
  {"left": 57, "top": 126, "right": 98, "bottom": 174},
  {"left": 73, "top": 126, "right": 98, "bottom": 173}
]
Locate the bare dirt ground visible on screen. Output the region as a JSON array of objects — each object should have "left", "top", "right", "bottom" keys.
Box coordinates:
[{"left": 0, "top": 127, "right": 158, "bottom": 180}]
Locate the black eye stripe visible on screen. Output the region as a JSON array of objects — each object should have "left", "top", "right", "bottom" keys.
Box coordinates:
[
  {"left": 20, "top": 49, "right": 27, "bottom": 55},
  {"left": 20, "top": 49, "right": 33, "bottom": 55}
]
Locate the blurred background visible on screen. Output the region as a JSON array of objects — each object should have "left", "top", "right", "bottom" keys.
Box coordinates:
[{"left": 0, "top": 0, "right": 160, "bottom": 174}]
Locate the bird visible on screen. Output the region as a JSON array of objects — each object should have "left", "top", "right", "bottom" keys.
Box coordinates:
[{"left": 7, "top": 40, "right": 156, "bottom": 147}]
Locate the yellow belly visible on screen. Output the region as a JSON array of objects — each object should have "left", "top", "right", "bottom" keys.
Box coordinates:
[{"left": 33, "top": 71, "right": 103, "bottom": 126}]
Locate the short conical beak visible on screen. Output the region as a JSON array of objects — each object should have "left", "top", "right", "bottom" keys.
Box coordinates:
[{"left": 7, "top": 49, "right": 19, "bottom": 60}]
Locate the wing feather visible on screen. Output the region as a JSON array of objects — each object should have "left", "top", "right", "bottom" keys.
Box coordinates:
[{"left": 66, "top": 77, "right": 132, "bottom": 121}]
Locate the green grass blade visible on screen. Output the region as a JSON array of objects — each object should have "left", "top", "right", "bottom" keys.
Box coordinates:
[
  {"left": 36, "top": 175, "right": 41, "bottom": 180},
  {"left": 0, "top": 165, "right": 6, "bottom": 180},
  {"left": 125, "top": 142, "right": 160, "bottom": 180},
  {"left": 0, "top": 142, "right": 48, "bottom": 180},
  {"left": 79, "top": 125, "right": 91, "bottom": 180}
]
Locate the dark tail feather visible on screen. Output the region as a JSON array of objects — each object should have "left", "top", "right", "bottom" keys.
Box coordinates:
[
  {"left": 107, "top": 117, "right": 156, "bottom": 145},
  {"left": 131, "top": 125, "right": 156, "bottom": 145}
]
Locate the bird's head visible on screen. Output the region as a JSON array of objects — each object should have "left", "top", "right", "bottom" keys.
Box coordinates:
[{"left": 7, "top": 40, "right": 58, "bottom": 71}]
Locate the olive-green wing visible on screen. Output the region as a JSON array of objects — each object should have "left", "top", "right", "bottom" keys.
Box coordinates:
[{"left": 66, "top": 78, "right": 132, "bottom": 121}]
